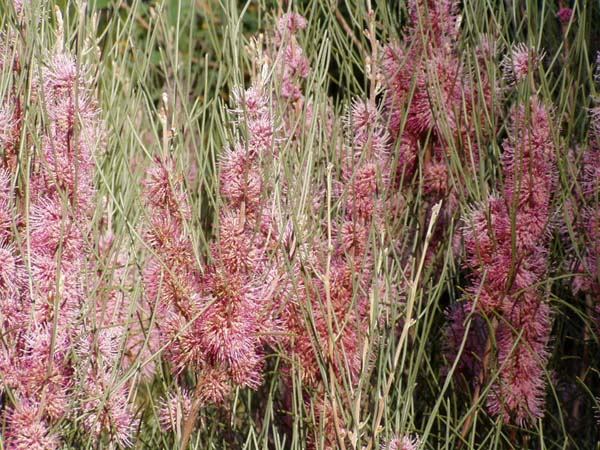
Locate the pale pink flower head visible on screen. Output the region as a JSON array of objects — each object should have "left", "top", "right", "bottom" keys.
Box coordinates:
[
  {"left": 143, "top": 155, "right": 191, "bottom": 220},
  {"left": 4, "top": 401, "right": 61, "bottom": 450},
  {"left": 218, "top": 144, "right": 263, "bottom": 211},
  {"left": 42, "top": 52, "right": 86, "bottom": 97},
  {"left": 247, "top": 115, "right": 275, "bottom": 152},
  {"left": 195, "top": 366, "right": 232, "bottom": 405},
  {"left": 12, "top": 0, "right": 24, "bottom": 14},
  {"left": 215, "top": 210, "right": 265, "bottom": 273},
  {"left": 350, "top": 99, "right": 378, "bottom": 132},
  {"left": 0, "top": 241, "right": 24, "bottom": 295},
  {"left": 486, "top": 304, "right": 551, "bottom": 426},
  {"left": 28, "top": 195, "right": 83, "bottom": 255},
  {"left": 345, "top": 162, "right": 379, "bottom": 222},
  {"left": 284, "top": 44, "right": 310, "bottom": 78},
  {"left": 338, "top": 219, "right": 369, "bottom": 260},
  {"left": 277, "top": 12, "right": 307, "bottom": 35},
  {"left": 83, "top": 377, "right": 138, "bottom": 448},
  {"left": 348, "top": 98, "right": 389, "bottom": 159},
  {"left": 273, "top": 13, "right": 310, "bottom": 102},
  {"left": 382, "top": 434, "right": 421, "bottom": 450},
  {"left": 501, "top": 43, "right": 544, "bottom": 85},
  {"left": 230, "top": 85, "right": 268, "bottom": 118},
  {"left": 423, "top": 161, "right": 449, "bottom": 196},
  {"left": 0, "top": 196, "right": 12, "bottom": 239},
  {"left": 0, "top": 168, "right": 12, "bottom": 199}
]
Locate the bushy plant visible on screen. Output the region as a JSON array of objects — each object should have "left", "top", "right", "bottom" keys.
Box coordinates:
[{"left": 1, "top": 0, "right": 599, "bottom": 449}]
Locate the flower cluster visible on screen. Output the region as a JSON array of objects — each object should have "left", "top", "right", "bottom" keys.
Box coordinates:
[
  {"left": 278, "top": 83, "right": 395, "bottom": 450},
  {"left": 381, "top": 0, "right": 497, "bottom": 261},
  {"left": 275, "top": 12, "right": 309, "bottom": 103},
  {"left": 143, "top": 81, "right": 283, "bottom": 421},
  {"left": 0, "top": 32, "right": 23, "bottom": 172},
  {"left": 286, "top": 100, "right": 391, "bottom": 385},
  {"left": 0, "top": 37, "right": 137, "bottom": 450},
  {"left": 564, "top": 74, "right": 600, "bottom": 377},
  {"left": 206, "top": 14, "right": 397, "bottom": 448},
  {"left": 451, "top": 96, "right": 556, "bottom": 426},
  {"left": 383, "top": 0, "right": 496, "bottom": 180}
]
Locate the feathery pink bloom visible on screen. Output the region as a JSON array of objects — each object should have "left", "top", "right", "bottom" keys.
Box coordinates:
[
  {"left": 277, "top": 12, "right": 307, "bottom": 35},
  {"left": 382, "top": 434, "right": 421, "bottom": 450},
  {"left": 274, "top": 13, "right": 310, "bottom": 104},
  {"left": 382, "top": 0, "right": 495, "bottom": 165},
  {"left": 568, "top": 73, "right": 600, "bottom": 369},
  {"left": 381, "top": 0, "right": 498, "bottom": 273},
  {"left": 82, "top": 374, "right": 138, "bottom": 448},
  {"left": 219, "top": 145, "right": 263, "bottom": 210},
  {"left": 4, "top": 401, "right": 60, "bottom": 450},
  {"left": 280, "top": 93, "right": 394, "bottom": 449}
]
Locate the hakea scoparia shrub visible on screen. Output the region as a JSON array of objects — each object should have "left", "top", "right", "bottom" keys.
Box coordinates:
[
  {"left": 143, "top": 47, "right": 289, "bottom": 438},
  {"left": 281, "top": 98, "right": 395, "bottom": 449},
  {"left": 274, "top": 12, "right": 310, "bottom": 107},
  {"left": 562, "top": 61, "right": 600, "bottom": 392},
  {"left": 576, "top": 168, "right": 600, "bottom": 302},
  {"left": 500, "top": 44, "right": 545, "bottom": 87},
  {"left": 144, "top": 12, "right": 404, "bottom": 447},
  {"left": 447, "top": 93, "right": 558, "bottom": 426},
  {"left": 265, "top": 13, "right": 405, "bottom": 448},
  {"left": 381, "top": 0, "right": 498, "bottom": 261},
  {"left": 0, "top": 19, "right": 139, "bottom": 450},
  {"left": 143, "top": 12, "right": 335, "bottom": 440},
  {"left": 143, "top": 88, "right": 281, "bottom": 402}
]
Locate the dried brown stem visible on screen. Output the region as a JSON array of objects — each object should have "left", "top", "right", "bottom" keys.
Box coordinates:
[
  {"left": 332, "top": 2, "right": 367, "bottom": 57},
  {"left": 180, "top": 380, "right": 204, "bottom": 449},
  {"left": 458, "top": 317, "right": 497, "bottom": 447}
]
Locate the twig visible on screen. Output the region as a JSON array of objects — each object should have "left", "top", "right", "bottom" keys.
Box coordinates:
[
  {"left": 120, "top": 1, "right": 150, "bottom": 31},
  {"left": 180, "top": 379, "right": 204, "bottom": 450},
  {"left": 332, "top": 2, "right": 367, "bottom": 57},
  {"left": 457, "top": 317, "right": 497, "bottom": 447}
]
